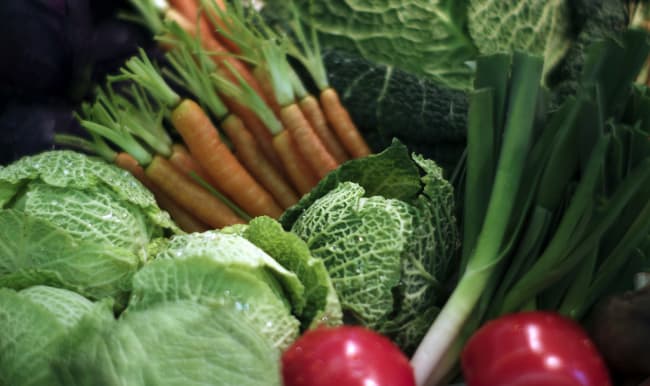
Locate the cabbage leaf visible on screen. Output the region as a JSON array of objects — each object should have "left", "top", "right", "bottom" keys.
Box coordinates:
[
  {"left": 0, "top": 209, "right": 141, "bottom": 302},
  {"left": 0, "top": 286, "right": 112, "bottom": 386},
  {"left": 0, "top": 151, "right": 179, "bottom": 305},
  {"left": 467, "top": 0, "right": 571, "bottom": 76},
  {"left": 291, "top": 182, "right": 411, "bottom": 324},
  {"left": 127, "top": 256, "right": 301, "bottom": 350},
  {"left": 154, "top": 230, "right": 306, "bottom": 314},
  {"left": 54, "top": 301, "right": 282, "bottom": 386},
  {"left": 0, "top": 150, "right": 176, "bottom": 234},
  {"left": 281, "top": 140, "right": 459, "bottom": 353},
  {"left": 263, "top": 0, "right": 477, "bottom": 90},
  {"left": 240, "top": 216, "right": 343, "bottom": 329}
]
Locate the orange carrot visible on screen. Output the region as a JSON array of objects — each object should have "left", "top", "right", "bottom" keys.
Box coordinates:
[
  {"left": 221, "top": 93, "right": 284, "bottom": 171},
  {"left": 114, "top": 152, "right": 154, "bottom": 190},
  {"left": 221, "top": 114, "right": 300, "bottom": 209},
  {"left": 198, "top": 0, "right": 241, "bottom": 54},
  {"left": 168, "top": 0, "right": 214, "bottom": 41},
  {"left": 164, "top": 10, "right": 282, "bottom": 171},
  {"left": 272, "top": 130, "right": 319, "bottom": 195},
  {"left": 320, "top": 87, "right": 372, "bottom": 159},
  {"left": 298, "top": 94, "right": 349, "bottom": 163},
  {"left": 165, "top": 8, "right": 273, "bottom": 117},
  {"left": 280, "top": 103, "right": 339, "bottom": 179},
  {"left": 170, "top": 99, "right": 284, "bottom": 218},
  {"left": 152, "top": 191, "right": 210, "bottom": 233},
  {"left": 146, "top": 154, "right": 246, "bottom": 228},
  {"left": 168, "top": 143, "right": 212, "bottom": 183},
  {"left": 170, "top": 0, "right": 239, "bottom": 53},
  {"left": 113, "top": 152, "right": 209, "bottom": 233}
]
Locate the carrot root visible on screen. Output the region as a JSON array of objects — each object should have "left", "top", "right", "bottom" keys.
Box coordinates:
[
  {"left": 168, "top": 143, "right": 213, "bottom": 183},
  {"left": 222, "top": 114, "right": 300, "bottom": 209},
  {"left": 146, "top": 154, "right": 246, "bottom": 228},
  {"left": 272, "top": 130, "right": 319, "bottom": 195},
  {"left": 280, "top": 103, "right": 339, "bottom": 179},
  {"left": 153, "top": 191, "right": 211, "bottom": 233},
  {"left": 113, "top": 152, "right": 209, "bottom": 233},
  {"left": 299, "top": 94, "right": 349, "bottom": 163},
  {"left": 320, "top": 87, "right": 372, "bottom": 159},
  {"left": 171, "top": 99, "right": 284, "bottom": 218},
  {"left": 221, "top": 97, "right": 284, "bottom": 172}
]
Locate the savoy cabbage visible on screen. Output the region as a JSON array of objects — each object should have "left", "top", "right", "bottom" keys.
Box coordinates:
[{"left": 282, "top": 140, "right": 459, "bottom": 353}]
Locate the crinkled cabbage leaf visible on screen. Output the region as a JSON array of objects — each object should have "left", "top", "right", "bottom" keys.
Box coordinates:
[
  {"left": 53, "top": 301, "right": 282, "bottom": 386},
  {"left": 467, "top": 0, "right": 571, "bottom": 76},
  {"left": 0, "top": 151, "right": 179, "bottom": 304},
  {"left": 154, "top": 230, "right": 306, "bottom": 314},
  {"left": 0, "top": 209, "right": 141, "bottom": 302},
  {"left": 281, "top": 140, "right": 459, "bottom": 353},
  {"left": 127, "top": 256, "right": 301, "bottom": 350},
  {"left": 0, "top": 150, "right": 177, "bottom": 239},
  {"left": 239, "top": 216, "right": 343, "bottom": 329},
  {"left": 263, "top": 0, "right": 477, "bottom": 90}
]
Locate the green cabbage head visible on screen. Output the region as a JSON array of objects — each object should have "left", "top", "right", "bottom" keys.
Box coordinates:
[
  {"left": 281, "top": 140, "right": 460, "bottom": 353},
  {"left": 0, "top": 150, "right": 179, "bottom": 305}
]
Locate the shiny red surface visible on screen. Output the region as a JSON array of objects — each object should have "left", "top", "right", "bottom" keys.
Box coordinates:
[
  {"left": 281, "top": 325, "right": 415, "bottom": 386},
  {"left": 461, "top": 311, "right": 612, "bottom": 386}
]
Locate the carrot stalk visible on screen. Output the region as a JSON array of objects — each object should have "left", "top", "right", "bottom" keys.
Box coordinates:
[
  {"left": 170, "top": 99, "right": 284, "bottom": 218},
  {"left": 284, "top": 8, "right": 372, "bottom": 159},
  {"left": 252, "top": 61, "right": 283, "bottom": 117},
  {"left": 272, "top": 130, "right": 319, "bottom": 195},
  {"left": 116, "top": 50, "right": 285, "bottom": 218},
  {"left": 146, "top": 155, "right": 247, "bottom": 228},
  {"left": 320, "top": 87, "right": 372, "bottom": 158},
  {"left": 222, "top": 114, "right": 300, "bottom": 209},
  {"left": 163, "top": 7, "right": 274, "bottom": 119},
  {"left": 197, "top": 0, "right": 241, "bottom": 54},
  {"left": 162, "top": 20, "right": 284, "bottom": 170},
  {"left": 258, "top": 41, "right": 340, "bottom": 179},
  {"left": 198, "top": 0, "right": 283, "bottom": 116},
  {"left": 213, "top": 60, "right": 321, "bottom": 194},
  {"left": 75, "top": 78, "right": 247, "bottom": 230},
  {"left": 163, "top": 42, "right": 293, "bottom": 207}
]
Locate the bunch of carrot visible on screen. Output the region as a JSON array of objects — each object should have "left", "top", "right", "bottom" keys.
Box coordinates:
[{"left": 57, "top": 0, "right": 371, "bottom": 232}]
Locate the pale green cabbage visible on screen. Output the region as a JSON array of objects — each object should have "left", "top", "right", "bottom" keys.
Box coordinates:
[
  {"left": 0, "top": 286, "right": 113, "bottom": 386},
  {"left": 0, "top": 150, "right": 179, "bottom": 304},
  {"left": 238, "top": 216, "right": 343, "bottom": 329},
  {"left": 127, "top": 256, "right": 301, "bottom": 350},
  {"left": 54, "top": 301, "right": 282, "bottom": 386},
  {"left": 467, "top": 0, "right": 571, "bottom": 76}
]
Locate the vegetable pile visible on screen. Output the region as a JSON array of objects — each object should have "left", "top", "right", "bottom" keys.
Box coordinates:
[
  {"left": 0, "top": 151, "right": 343, "bottom": 385},
  {"left": 0, "top": 1, "right": 650, "bottom": 386},
  {"left": 54, "top": 0, "right": 375, "bottom": 233},
  {"left": 412, "top": 27, "right": 650, "bottom": 386}
]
